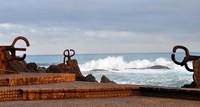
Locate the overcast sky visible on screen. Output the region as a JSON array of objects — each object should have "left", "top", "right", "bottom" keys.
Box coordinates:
[{"left": 0, "top": 0, "right": 200, "bottom": 55}]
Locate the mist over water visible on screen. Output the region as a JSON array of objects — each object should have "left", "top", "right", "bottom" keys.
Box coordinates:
[{"left": 26, "top": 53, "right": 195, "bottom": 87}]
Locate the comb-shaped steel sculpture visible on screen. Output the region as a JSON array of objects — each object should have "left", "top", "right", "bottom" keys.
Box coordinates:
[
  {"left": 63, "top": 49, "right": 75, "bottom": 64},
  {"left": 171, "top": 45, "right": 200, "bottom": 71},
  {"left": 0, "top": 36, "right": 30, "bottom": 61},
  {"left": 0, "top": 36, "right": 30, "bottom": 71}
]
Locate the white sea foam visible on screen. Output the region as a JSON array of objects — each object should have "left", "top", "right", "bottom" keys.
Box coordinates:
[{"left": 79, "top": 56, "right": 190, "bottom": 72}]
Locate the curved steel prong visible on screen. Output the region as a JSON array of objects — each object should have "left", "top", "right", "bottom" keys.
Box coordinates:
[
  {"left": 184, "top": 63, "right": 193, "bottom": 72},
  {"left": 63, "top": 49, "right": 75, "bottom": 64},
  {"left": 171, "top": 45, "right": 190, "bottom": 66},
  {"left": 171, "top": 54, "right": 183, "bottom": 66},
  {"left": 14, "top": 54, "right": 26, "bottom": 61},
  {"left": 11, "top": 36, "right": 30, "bottom": 47},
  {"left": 10, "top": 36, "right": 30, "bottom": 61}
]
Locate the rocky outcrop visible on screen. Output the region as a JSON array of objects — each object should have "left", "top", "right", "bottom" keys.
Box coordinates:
[
  {"left": 85, "top": 74, "right": 98, "bottom": 82},
  {"left": 46, "top": 59, "right": 84, "bottom": 81},
  {"left": 57, "top": 63, "right": 70, "bottom": 72},
  {"left": 126, "top": 65, "right": 170, "bottom": 70},
  {"left": 37, "top": 67, "right": 46, "bottom": 72},
  {"left": 46, "top": 65, "right": 62, "bottom": 73},
  {"left": 8, "top": 60, "right": 29, "bottom": 72},
  {"left": 146, "top": 65, "right": 170, "bottom": 69},
  {"left": 100, "top": 75, "right": 116, "bottom": 84},
  {"left": 27, "top": 62, "right": 38, "bottom": 72},
  {"left": 181, "top": 81, "right": 196, "bottom": 88},
  {"left": 67, "top": 59, "right": 83, "bottom": 78}
]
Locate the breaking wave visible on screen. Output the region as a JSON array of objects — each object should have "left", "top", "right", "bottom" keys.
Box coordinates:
[{"left": 79, "top": 56, "right": 190, "bottom": 72}]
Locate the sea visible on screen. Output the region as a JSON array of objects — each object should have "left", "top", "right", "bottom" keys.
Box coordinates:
[{"left": 25, "top": 52, "right": 198, "bottom": 87}]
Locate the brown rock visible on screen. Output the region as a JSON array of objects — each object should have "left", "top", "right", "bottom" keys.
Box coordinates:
[
  {"left": 27, "top": 62, "right": 38, "bottom": 72},
  {"left": 85, "top": 74, "right": 98, "bottom": 82},
  {"left": 46, "top": 65, "right": 62, "bottom": 73},
  {"left": 46, "top": 60, "right": 84, "bottom": 81},
  {"left": 147, "top": 65, "right": 170, "bottom": 69},
  {"left": 100, "top": 75, "right": 116, "bottom": 84},
  {"left": 8, "top": 60, "right": 29, "bottom": 72},
  {"left": 66, "top": 59, "right": 83, "bottom": 77},
  {"left": 37, "top": 67, "right": 46, "bottom": 72},
  {"left": 182, "top": 81, "right": 196, "bottom": 88},
  {"left": 57, "top": 60, "right": 84, "bottom": 80},
  {"left": 57, "top": 63, "right": 69, "bottom": 72}
]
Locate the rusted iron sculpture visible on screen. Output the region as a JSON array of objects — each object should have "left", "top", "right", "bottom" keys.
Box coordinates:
[
  {"left": 0, "top": 36, "right": 30, "bottom": 70},
  {"left": 63, "top": 49, "right": 75, "bottom": 64},
  {"left": 171, "top": 45, "right": 200, "bottom": 71},
  {"left": 61, "top": 49, "right": 83, "bottom": 79}
]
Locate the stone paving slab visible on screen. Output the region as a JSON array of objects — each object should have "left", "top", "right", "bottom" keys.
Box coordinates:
[
  {"left": 0, "top": 82, "right": 132, "bottom": 89},
  {"left": 1, "top": 96, "right": 200, "bottom": 107}
]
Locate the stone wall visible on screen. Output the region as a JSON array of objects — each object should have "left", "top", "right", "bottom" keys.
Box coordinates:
[
  {"left": 0, "top": 73, "right": 75, "bottom": 86},
  {"left": 0, "top": 87, "right": 136, "bottom": 101}
]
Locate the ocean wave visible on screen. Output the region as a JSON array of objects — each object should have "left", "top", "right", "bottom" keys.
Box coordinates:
[{"left": 79, "top": 56, "right": 190, "bottom": 72}]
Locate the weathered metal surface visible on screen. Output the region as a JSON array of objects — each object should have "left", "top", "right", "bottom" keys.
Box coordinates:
[
  {"left": 0, "top": 36, "right": 29, "bottom": 71},
  {"left": 171, "top": 45, "right": 200, "bottom": 71},
  {"left": 63, "top": 49, "right": 75, "bottom": 64},
  {"left": 0, "top": 36, "right": 30, "bottom": 61}
]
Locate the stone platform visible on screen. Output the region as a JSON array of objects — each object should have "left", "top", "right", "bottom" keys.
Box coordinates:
[{"left": 0, "top": 73, "right": 199, "bottom": 102}]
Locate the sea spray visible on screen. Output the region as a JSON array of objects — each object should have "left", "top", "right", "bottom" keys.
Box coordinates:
[{"left": 79, "top": 56, "right": 190, "bottom": 72}]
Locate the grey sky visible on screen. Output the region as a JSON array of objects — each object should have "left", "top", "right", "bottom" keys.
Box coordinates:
[{"left": 0, "top": 0, "right": 200, "bottom": 55}]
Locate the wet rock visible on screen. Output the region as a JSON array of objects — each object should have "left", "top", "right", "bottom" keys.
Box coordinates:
[
  {"left": 85, "top": 74, "right": 98, "bottom": 82},
  {"left": 37, "top": 67, "right": 47, "bottom": 72},
  {"left": 9, "top": 60, "right": 29, "bottom": 72},
  {"left": 76, "top": 76, "right": 86, "bottom": 81},
  {"left": 146, "top": 65, "right": 170, "bottom": 69},
  {"left": 182, "top": 81, "right": 196, "bottom": 88},
  {"left": 47, "top": 60, "right": 84, "bottom": 81},
  {"left": 126, "top": 65, "right": 170, "bottom": 70},
  {"left": 46, "top": 65, "right": 62, "bottom": 73},
  {"left": 100, "top": 75, "right": 116, "bottom": 84},
  {"left": 27, "top": 62, "right": 38, "bottom": 72},
  {"left": 112, "top": 69, "right": 119, "bottom": 71},
  {"left": 67, "top": 59, "right": 84, "bottom": 78},
  {"left": 57, "top": 63, "right": 69, "bottom": 72}
]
